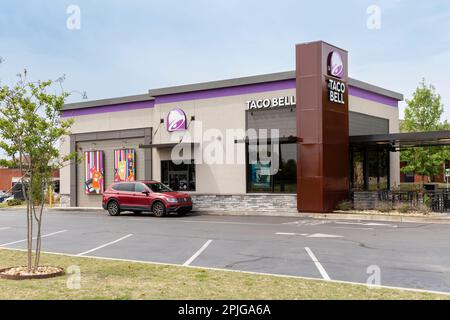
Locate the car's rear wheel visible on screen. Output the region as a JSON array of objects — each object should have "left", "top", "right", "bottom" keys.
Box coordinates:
[
  {"left": 152, "top": 202, "right": 166, "bottom": 217},
  {"left": 107, "top": 200, "right": 120, "bottom": 216}
]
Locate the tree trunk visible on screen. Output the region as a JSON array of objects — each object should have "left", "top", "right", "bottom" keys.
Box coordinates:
[
  {"left": 33, "top": 191, "right": 45, "bottom": 269},
  {"left": 27, "top": 174, "right": 33, "bottom": 272},
  {"left": 19, "top": 153, "right": 33, "bottom": 272}
]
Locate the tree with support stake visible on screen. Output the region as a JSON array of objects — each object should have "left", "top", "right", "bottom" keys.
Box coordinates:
[{"left": 0, "top": 69, "right": 77, "bottom": 279}]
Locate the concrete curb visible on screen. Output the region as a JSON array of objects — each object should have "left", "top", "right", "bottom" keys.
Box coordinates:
[
  {"left": 7, "top": 206, "right": 450, "bottom": 224},
  {"left": 195, "top": 210, "right": 299, "bottom": 217},
  {"left": 48, "top": 207, "right": 103, "bottom": 212},
  {"left": 300, "top": 212, "right": 450, "bottom": 224},
  {"left": 0, "top": 206, "right": 27, "bottom": 211},
  {"left": 192, "top": 210, "right": 450, "bottom": 224}
]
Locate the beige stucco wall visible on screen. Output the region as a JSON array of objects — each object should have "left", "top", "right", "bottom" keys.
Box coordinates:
[
  {"left": 59, "top": 107, "right": 154, "bottom": 197},
  {"left": 68, "top": 108, "right": 154, "bottom": 134},
  {"left": 59, "top": 136, "right": 71, "bottom": 195},
  {"left": 152, "top": 88, "right": 295, "bottom": 194},
  {"left": 59, "top": 88, "right": 400, "bottom": 199}
]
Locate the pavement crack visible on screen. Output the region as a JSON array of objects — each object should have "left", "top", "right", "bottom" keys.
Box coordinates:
[
  {"left": 339, "top": 238, "right": 377, "bottom": 250},
  {"left": 225, "top": 256, "right": 271, "bottom": 268}
]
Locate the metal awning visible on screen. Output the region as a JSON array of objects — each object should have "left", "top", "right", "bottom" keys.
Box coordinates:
[
  {"left": 234, "top": 136, "right": 301, "bottom": 144},
  {"left": 350, "top": 130, "right": 450, "bottom": 150},
  {"left": 139, "top": 142, "right": 200, "bottom": 149}
]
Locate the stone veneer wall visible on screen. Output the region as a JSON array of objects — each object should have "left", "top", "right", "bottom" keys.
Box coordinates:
[
  {"left": 59, "top": 193, "right": 299, "bottom": 213},
  {"left": 352, "top": 191, "right": 379, "bottom": 210},
  {"left": 190, "top": 194, "right": 298, "bottom": 213},
  {"left": 60, "top": 194, "right": 71, "bottom": 207}
]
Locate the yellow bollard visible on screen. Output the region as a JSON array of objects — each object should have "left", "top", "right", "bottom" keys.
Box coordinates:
[{"left": 48, "top": 185, "right": 53, "bottom": 208}]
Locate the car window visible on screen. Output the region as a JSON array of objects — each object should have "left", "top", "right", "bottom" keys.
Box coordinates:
[
  {"left": 112, "top": 184, "right": 122, "bottom": 191},
  {"left": 135, "top": 183, "right": 146, "bottom": 193},
  {"left": 121, "top": 183, "right": 135, "bottom": 192},
  {"left": 146, "top": 183, "right": 173, "bottom": 193}
]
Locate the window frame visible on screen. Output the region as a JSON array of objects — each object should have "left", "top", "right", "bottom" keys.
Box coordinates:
[
  {"left": 160, "top": 159, "right": 196, "bottom": 191},
  {"left": 246, "top": 141, "right": 297, "bottom": 194}
]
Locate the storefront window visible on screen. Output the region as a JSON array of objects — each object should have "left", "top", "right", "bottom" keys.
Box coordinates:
[
  {"left": 378, "top": 149, "right": 389, "bottom": 190},
  {"left": 351, "top": 149, "right": 365, "bottom": 190},
  {"left": 351, "top": 147, "right": 389, "bottom": 191},
  {"left": 247, "top": 143, "right": 297, "bottom": 193},
  {"left": 274, "top": 144, "right": 297, "bottom": 192},
  {"left": 161, "top": 160, "right": 196, "bottom": 191},
  {"left": 367, "top": 149, "right": 379, "bottom": 191}
]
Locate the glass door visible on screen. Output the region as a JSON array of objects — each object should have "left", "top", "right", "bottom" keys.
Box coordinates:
[{"left": 168, "top": 170, "right": 189, "bottom": 191}]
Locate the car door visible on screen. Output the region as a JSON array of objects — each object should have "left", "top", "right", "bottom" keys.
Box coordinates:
[
  {"left": 118, "top": 182, "right": 135, "bottom": 208},
  {"left": 133, "top": 183, "right": 151, "bottom": 208}
]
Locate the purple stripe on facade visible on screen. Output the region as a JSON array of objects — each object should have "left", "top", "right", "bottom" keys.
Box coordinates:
[
  {"left": 62, "top": 79, "right": 399, "bottom": 117},
  {"left": 61, "top": 100, "right": 155, "bottom": 117},
  {"left": 348, "top": 86, "right": 398, "bottom": 107},
  {"left": 154, "top": 79, "right": 398, "bottom": 107},
  {"left": 155, "top": 79, "right": 296, "bottom": 104}
]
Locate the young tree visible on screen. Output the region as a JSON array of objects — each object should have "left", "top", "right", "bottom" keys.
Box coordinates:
[
  {"left": 0, "top": 70, "right": 75, "bottom": 272},
  {"left": 400, "top": 79, "right": 450, "bottom": 181}
]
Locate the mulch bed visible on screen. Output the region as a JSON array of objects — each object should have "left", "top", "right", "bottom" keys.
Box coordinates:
[{"left": 0, "top": 266, "right": 65, "bottom": 280}]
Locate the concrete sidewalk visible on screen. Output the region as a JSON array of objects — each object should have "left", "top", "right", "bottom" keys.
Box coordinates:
[{"left": 43, "top": 206, "right": 450, "bottom": 224}]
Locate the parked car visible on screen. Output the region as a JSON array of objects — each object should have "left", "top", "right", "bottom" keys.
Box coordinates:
[
  {"left": 0, "top": 193, "right": 12, "bottom": 203},
  {"left": 1, "top": 194, "right": 14, "bottom": 203},
  {"left": 102, "top": 180, "right": 193, "bottom": 217}
]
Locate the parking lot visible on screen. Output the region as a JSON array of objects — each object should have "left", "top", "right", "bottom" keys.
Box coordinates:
[{"left": 1, "top": 209, "right": 450, "bottom": 294}]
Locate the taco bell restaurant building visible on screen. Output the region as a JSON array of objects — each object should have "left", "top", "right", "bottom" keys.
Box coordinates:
[{"left": 59, "top": 41, "right": 403, "bottom": 214}]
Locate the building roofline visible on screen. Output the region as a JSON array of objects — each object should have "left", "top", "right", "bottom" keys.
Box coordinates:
[
  {"left": 148, "top": 71, "right": 296, "bottom": 98},
  {"left": 63, "top": 70, "right": 403, "bottom": 111},
  {"left": 149, "top": 70, "right": 403, "bottom": 101},
  {"left": 63, "top": 93, "right": 154, "bottom": 111},
  {"left": 348, "top": 78, "right": 403, "bottom": 101}
]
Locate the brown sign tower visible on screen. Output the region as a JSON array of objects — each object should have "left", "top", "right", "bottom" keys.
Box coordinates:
[{"left": 296, "top": 41, "right": 349, "bottom": 213}]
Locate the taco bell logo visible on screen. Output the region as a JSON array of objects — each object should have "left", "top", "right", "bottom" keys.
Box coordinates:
[
  {"left": 327, "top": 51, "right": 344, "bottom": 78},
  {"left": 167, "top": 108, "right": 187, "bottom": 132}
]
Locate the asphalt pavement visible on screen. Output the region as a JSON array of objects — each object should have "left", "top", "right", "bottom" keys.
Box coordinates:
[{"left": 0, "top": 209, "right": 449, "bottom": 293}]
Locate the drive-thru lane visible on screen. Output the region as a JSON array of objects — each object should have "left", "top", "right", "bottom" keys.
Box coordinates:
[{"left": 0, "top": 209, "right": 449, "bottom": 293}]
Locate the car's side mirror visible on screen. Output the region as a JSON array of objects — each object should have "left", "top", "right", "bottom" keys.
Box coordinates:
[{"left": 142, "top": 191, "right": 150, "bottom": 196}]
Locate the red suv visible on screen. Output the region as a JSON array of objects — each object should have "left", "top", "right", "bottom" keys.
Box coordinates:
[{"left": 102, "top": 180, "right": 193, "bottom": 217}]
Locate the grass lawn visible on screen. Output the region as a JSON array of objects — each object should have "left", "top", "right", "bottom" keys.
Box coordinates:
[{"left": 0, "top": 248, "right": 448, "bottom": 300}]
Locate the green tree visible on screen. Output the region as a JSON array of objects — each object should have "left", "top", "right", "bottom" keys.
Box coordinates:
[
  {"left": 400, "top": 79, "right": 450, "bottom": 181},
  {"left": 0, "top": 70, "right": 75, "bottom": 272}
]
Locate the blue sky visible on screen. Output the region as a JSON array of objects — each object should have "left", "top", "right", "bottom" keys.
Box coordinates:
[{"left": 0, "top": 0, "right": 449, "bottom": 120}]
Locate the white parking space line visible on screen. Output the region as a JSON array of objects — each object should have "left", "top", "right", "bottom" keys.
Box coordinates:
[
  {"left": 304, "top": 247, "right": 331, "bottom": 281},
  {"left": 364, "top": 222, "right": 398, "bottom": 228},
  {"left": 76, "top": 234, "right": 133, "bottom": 256},
  {"left": 334, "top": 226, "right": 374, "bottom": 230},
  {"left": 0, "top": 230, "right": 67, "bottom": 247},
  {"left": 275, "top": 232, "right": 343, "bottom": 238},
  {"left": 335, "top": 222, "right": 365, "bottom": 225},
  {"left": 335, "top": 221, "right": 397, "bottom": 228},
  {"left": 0, "top": 227, "right": 11, "bottom": 231},
  {"left": 183, "top": 239, "right": 213, "bottom": 266}
]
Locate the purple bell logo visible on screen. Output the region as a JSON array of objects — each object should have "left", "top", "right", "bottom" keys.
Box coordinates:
[
  {"left": 166, "top": 108, "right": 187, "bottom": 132},
  {"left": 327, "top": 51, "right": 344, "bottom": 78}
]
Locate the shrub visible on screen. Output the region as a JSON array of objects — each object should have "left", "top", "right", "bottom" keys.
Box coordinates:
[
  {"left": 395, "top": 204, "right": 411, "bottom": 214},
  {"left": 375, "top": 202, "right": 394, "bottom": 213},
  {"left": 422, "top": 194, "right": 431, "bottom": 207},
  {"left": 6, "top": 199, "right": 24, "bottom": 206},
  {"left": 336, "top": 200, "right": 353, "bottom": 211},
  {"left": 416, "top": 204, "right": 431, "bottom": 215}
]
